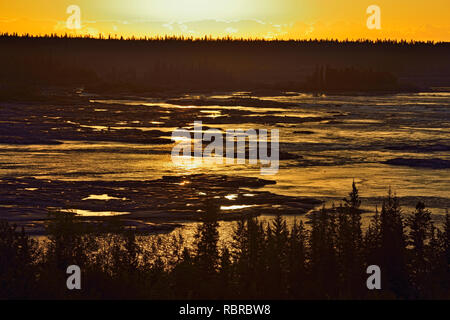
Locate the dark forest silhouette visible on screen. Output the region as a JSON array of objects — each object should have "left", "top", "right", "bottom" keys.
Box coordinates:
[
  {"left": 1, "top": 183, "right": 450, "bottom": 299},
  {"left": 1, "top": 34, "right": 449, "bottom": 96}
]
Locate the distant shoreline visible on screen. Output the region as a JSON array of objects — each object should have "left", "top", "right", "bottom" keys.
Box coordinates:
[
  {"left": 0, "top": 84, "right": 431, "bottom": 105},
  {"left": 1, "top": 35, "right": 449, "bottom": 96}
]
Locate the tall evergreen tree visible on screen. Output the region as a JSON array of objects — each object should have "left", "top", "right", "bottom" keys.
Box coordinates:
[
  {"left": 309, "top": 206, "right": 339, "bottom": 298},
  {"left": 336, "top": 181, "right": 364, "bottom": 297},
  {"left": 288, "top": 219, "right": 308, "bottom": 297},
  {"left": 194, "top": 200, "right": 220, "bottom": 276},
  {"left": 265, "top": 214, "right": 289, "bottom": 297},
  {"left": 379, "top": 189, "right": 409, "bottom": 297},
  {"left": 407, "top": 202, "right": 433, "bottom": 297}
]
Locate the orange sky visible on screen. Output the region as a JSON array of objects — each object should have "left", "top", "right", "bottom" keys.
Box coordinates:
[{"left": 1, "top": 0, "right": 449, "bottom": 41}]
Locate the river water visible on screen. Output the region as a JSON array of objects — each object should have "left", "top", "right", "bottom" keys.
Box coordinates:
[{"left": 1, "top": 91, "right": 449, "bottom": 241}]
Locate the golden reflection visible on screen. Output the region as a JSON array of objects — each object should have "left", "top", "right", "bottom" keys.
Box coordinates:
[
  {"left": 61, "top": 209, "right": 130, "bottom": 217},
  {"left": 82, "top": 194, "right": 126, "bottom": 201},
  {"left": 224, "top": 194, "right": 238, "bottom": 200},
  {"left": 171, "top": 154, "right": 225, "bottom": 173},
  {"left": 220, "top": 205, "right": 255, "bottom": 210}
]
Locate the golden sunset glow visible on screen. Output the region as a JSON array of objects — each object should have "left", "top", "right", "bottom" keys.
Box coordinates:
[{"left": 0, "top": 0, "right": 449, "bottom": 41}]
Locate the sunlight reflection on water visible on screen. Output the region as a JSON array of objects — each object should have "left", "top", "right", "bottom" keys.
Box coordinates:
[{"left": 1, "top": 93, "right": 449, "bottom": 240}]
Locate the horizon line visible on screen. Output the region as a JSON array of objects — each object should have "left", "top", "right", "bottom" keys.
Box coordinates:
[{"left": 2, "top": 32, "right": 449, "bottom": 45}]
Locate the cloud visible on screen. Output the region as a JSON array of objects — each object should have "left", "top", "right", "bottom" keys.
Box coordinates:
[{"left": 225, "top": 27, "right": 238, "bottom": 34}]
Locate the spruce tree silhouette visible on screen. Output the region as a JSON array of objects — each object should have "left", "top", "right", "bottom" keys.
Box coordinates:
[
  {"left": 266, "top": 214, "right": 289, "bottom": 298},
  {"left": 287, "top": 219, "right": 307, "bottom": 298},
  {"left": 194, "top": 200, "right": 220, "bottom": 274},
  {"left": 407, "top": 201, "right": 433, "bottom": 297},
  {"left": 365, "top": 205, "right": 382, "bottom": 268},
  {"left": 231, "top": 217, "right": 266, "bottom": 298},
  {"left": 443, "top": 214, "right": 450, "bottom": 273},
  {"left": 340, "top": 181, "right": 364, "bottom": 298},
  {"left": 0, "top": 220, "right": 38, "bottom": 299},
  {"left": 309, "top": 206, "right": 339, "bottom": 298},
  {"left": 1, "top": 184, "right": 450, "bottom": 299},
  {"left": 379, "top": 189, "right": 410, "bottom": 298},
  {"left": 193, "top": 199, "right": 220, "bottom": 297}
]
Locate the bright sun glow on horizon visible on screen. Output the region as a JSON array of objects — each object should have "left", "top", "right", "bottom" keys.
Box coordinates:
[{"left": 134, "top": 0, "right": 249, "bottom": 21}]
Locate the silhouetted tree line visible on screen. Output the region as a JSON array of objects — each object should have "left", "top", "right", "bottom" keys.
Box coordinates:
[
  {"left": 1, "top": 183, "right": 450, "bottom": 299},
  {"left": 305, "top": 65, "right": 398, "bottom": 91},
  {"left": 1, "top": 34, "right": 449, "bottom": 96},
  {"left": 2, "top": 33, "right": 449, "bottom": 46}
]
